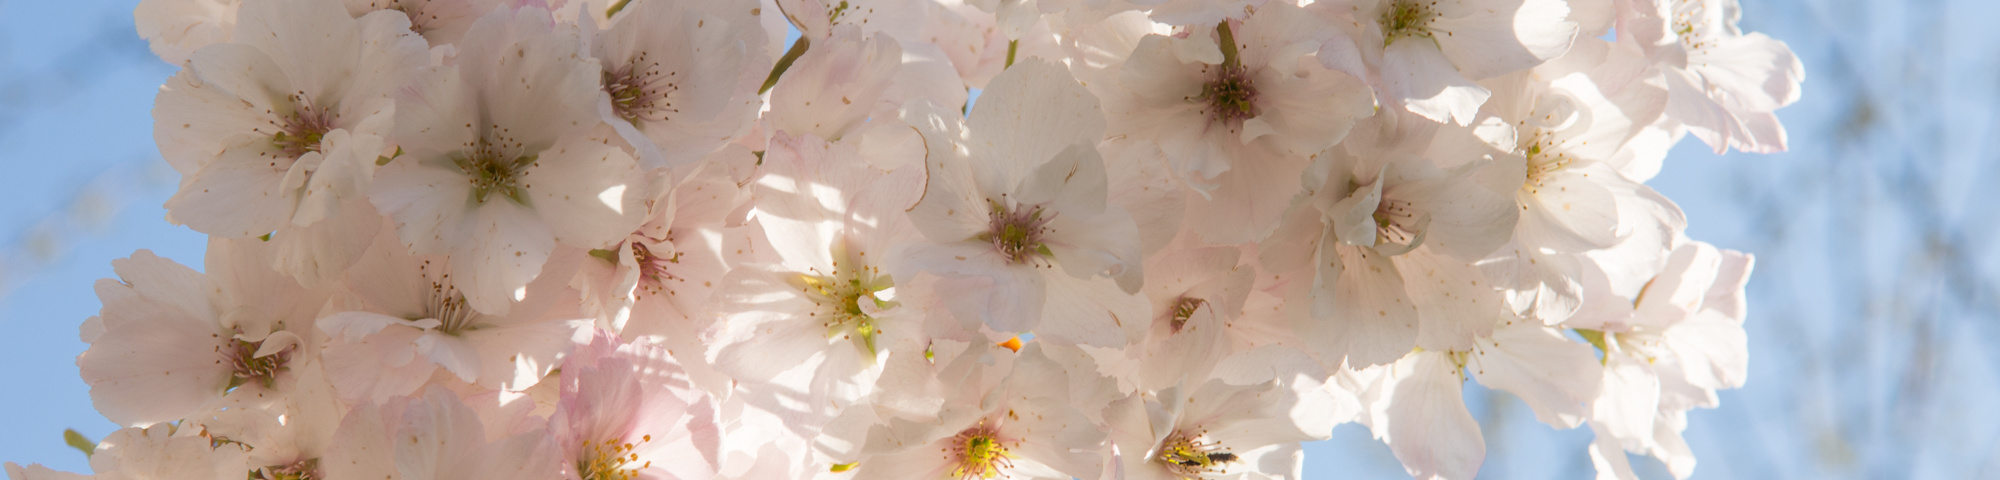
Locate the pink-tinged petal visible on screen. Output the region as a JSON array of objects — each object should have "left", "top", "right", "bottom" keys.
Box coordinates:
[
  {"left": 966, "top": 58, "right": 1107, "bottom": 188},
  {"left": 1381, "top": 41, "right": 1490, "bottom": 125},
  {"left": 1399, "top": 250, "right": 1499, "bottom": 351},
  {"left": 232, "top": 0, "right": 360, "bottom": 102},
  {"left": 904, "top": 103, "right": 991, "bottom": 244},
  {"left": 394, "top": 386, "right": 493, "bottom": 480},
  {"left": 272, "top": 196, "right": 381, "bottom": 287},
  {"left": 707, "top": 265, "right": 837, "bottom": 378},
  {"left": 1691, "top": 32, "right": 1803, "bottom": 114},
  {"left": 1592, "top": 353, "right": 1659, "bottom": 445},
  {"left": 1035, "top": 273, "right": 1145, "bottom": 347},
  {"left": 1378, "top": 352, "right": 1484, "bottom": 480},
  {"left": 106, "top": 250, "right": 219, "bottom": 328},
  {"left": 1430, "top": 0, "right": 1577, "bottom": 79},
  {"left": 1183, "top": 142, "right": 1310, "bottom": 245},
  {"left": 766, "top": 28, "right": 902, "bottom": 142},
  {"left": 185, "top": 43, "right": 292, "bottom": 121},
  {"left": 77, "top": 293, "right": 231, "bottom": 426},
  {"left": 370, "top": 157, "right": 480, "bottom": 257},
  {"left": 1301, "top": 245, "right": 1419, "bottom": 368},
  {"left": 321, "top": 322, "right": 436, "bottom": 403},
  {"left": 325, "top": 402, "right": 399, "bottom": 480},
  {"left": 1004, "top": 396, "right": 1109, "bottom": 479},
  {"left": 1519, "top": 166, "right": 1624, "bottom": 252},
  {"left": 165, "top": 138, "right": 294, "bottom": 238},
  {"left": 453, "top": 200, "right": 556, "bottom": 316},
  {"left": 152, "top": 68, "right": 269, "bottom": 175},
  {"left": 1471, "top": 322, "right": 1600, "bottom": 428},
  {"left": 525, "top": 132, "right": 647, "bottom": 249}
]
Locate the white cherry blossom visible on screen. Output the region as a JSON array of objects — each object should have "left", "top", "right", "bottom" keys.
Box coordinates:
[
  {"left": 1314, "top": 0, "right": 1580, "bottom": 124},
  {"left": 1105, "top": 2, "right": 1375, "bottom": 244},
  {"left": 77, "top": 239, "right": 322, "bottom": 428},
  {"left": 1619, "top": 0, "right": 1803, "bottom": 153},
  {"left": 586, "top": 0, "right": 767, "bottom": 170},
  {"left": 371, "top": 6, "right": 646, "bottom": 315},
  {"left": 904, "top": 59, "right": 1147, "bottom": 347},
  {"left": 154, "top": 0, "right": 426, "bottom": 284}
]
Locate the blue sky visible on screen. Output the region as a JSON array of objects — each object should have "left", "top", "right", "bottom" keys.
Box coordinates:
[
  {"left": 5, "top": 0, "right": 1996, "bottom": 477},
  {"left": 0, "top": 0, "right": 206, "bottom": 471}
]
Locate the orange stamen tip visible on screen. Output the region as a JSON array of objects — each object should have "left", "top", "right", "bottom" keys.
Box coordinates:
[{"left": 998, "top": 337, "right": 1023, "bottom": 352}]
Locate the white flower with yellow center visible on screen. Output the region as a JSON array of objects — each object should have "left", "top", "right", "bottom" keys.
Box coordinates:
[
  {"left": 904, "top": 59, "right": 1148, "bottom": 347},
  {"left": 370, "top": 6, "right": 646, "bottom": 315},
  {"left": 709, "top": 131, "right": 925, "bottom": 410},
  {"left": 1313, "top": 0, "right": 1579, "bottom": 124},
  {"left": 154, "top": 0, "right": 426, "bottom": 285},
  {"left": 849, "top": 343, "right": 1109, "bottom": 480},
  {"left": 1107, "top": 3, "right": 1374, "bottom": 243}
]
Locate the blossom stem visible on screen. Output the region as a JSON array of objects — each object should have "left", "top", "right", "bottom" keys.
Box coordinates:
[
  {"left": 1005, "top": 39, "right": 1019, "bottom": 69},
  {"left": 605, "top": 0, "right": 632, "bottom": 18},
  {"left": 1216, "top": 20, "right": 1241, "bottom": 69},
  {"left": 760, "top": 37, "right": 812, "bottom": 95}
]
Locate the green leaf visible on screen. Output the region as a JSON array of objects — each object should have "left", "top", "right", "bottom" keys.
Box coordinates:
[
  {"left": 1574, "top": 328, "right": 1610, "bottom": 365},
  {"left": 63, "top": 429, "right": 94, "bottom": 457},
  {"left": 376, "top": 146, "right": 404, "bottom": 166}
]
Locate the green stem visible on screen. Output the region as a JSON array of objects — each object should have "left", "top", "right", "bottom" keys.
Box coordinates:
[
  {"left": 64, "top": 429, "right": 95, "bottom": 457},
  {"left": 1004, "top": 39, "right": 1019, "bottom": 69},
  {"left": 1216, "top": 20, "right": 1241, "bottom": 69},
  {"left": 760, "top": 37, "right": 812, "bottom": 95},
  {"left": 605, "top": 0, "right": 633, "bottom": 18}
]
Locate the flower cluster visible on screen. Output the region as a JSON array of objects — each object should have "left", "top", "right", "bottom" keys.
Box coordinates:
[{"left": 10, "top": 0, "right": 1796, "bottom": 478}]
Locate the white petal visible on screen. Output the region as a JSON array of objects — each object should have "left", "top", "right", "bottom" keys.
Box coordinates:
[
  {"left": 1471, "top": 323, "right": 1600, "bottom": 428},
  {"left": 1377, "top": 353, "right": 1484, "bottom": 480},
  {"left": 525, "top": 132, "right": 647, "bottom": 249},
  {"left": 461, "top": 319, "right": 590, "bottom": 391},
  {"left": 165, "top": 138, "right": 293, "bottom": 238},
  {"left": 1430, "top": 0, "right": 1576, "bottom": 79},
  {"left": 1299, "top": 245, "right": 1419, "bottom": 367},
  {"left": 1034, "top": 273, "right": 1145, "bottom": 347},
  {"left": 966, "top": 58, "right": 1106, "bottom": 188},
  {"left": 451, "top": 201, "right": 556, "bottom": 316},
  {"left": 1399, "top": 250, "right": 1499, "bottom": 351},
  {"left": 1382, "top": 41, "right": 1490, "bottom": 125}
]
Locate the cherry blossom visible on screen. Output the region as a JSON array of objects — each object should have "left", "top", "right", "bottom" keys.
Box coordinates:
[{"left": 14, "top": 1, "right": 1805, "bottom": 478}]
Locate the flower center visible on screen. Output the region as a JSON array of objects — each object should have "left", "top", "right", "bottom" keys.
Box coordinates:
[
  {"left": 1168, "top": 296, "right": 1207, "bottom": 334},
  {"left": 794, "top": 253, "right": 896, "bottom": 357},
  {"left": 950, "top": 422, "right": 1015, "bottom": 480},
  {"left": 254, "top": 458, "right": 320, "bottom": 480},
  {"left": 424, "top": 280, "right": 482, "bottom": 335},
  {"left": 377, "top": 2, "right": 438, "bottom": 37},
  {"left": 1671, "top": 0, "right": 1711, "bottom": 52},
  {"left": 1371, "top": 196, "right": 1429, "bottom": 254},
  {"left": 1158, "top": 430, "right": 1235, "bottom": 477},
  {"left": 224, "top": 337, "right": 294, "bottom": 391},
  {"left": 824, "top": 0, "right": 856, "bottom": 22},
  {"left": 1199, "top": 65, "right": 1259, "bottom": 126},
  {"left": 272, "top": 94, "right": 334, "bottom": 159},
  {"left": 603, "top": 52, "right": 681, "bottom": 126},
  {"left": 983, "top": 199, "right": 1055, "bottom": 265},
  {"left": 452, "top": 136, "right": 536, "bottom": 205},
  {"left": 576, "top": 436, "right": 653, "bottom": 480},
  {"left": 1380, "top": 0, "right": 1436, "bottom": 45},
  {"left": 631, "top": 241, "right": 683, "bottom": 288},
  {"left": 1520, "top": 130, "right": 1572, "bottom": 196}
]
